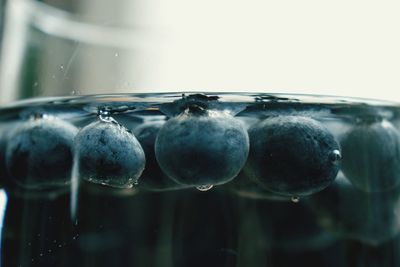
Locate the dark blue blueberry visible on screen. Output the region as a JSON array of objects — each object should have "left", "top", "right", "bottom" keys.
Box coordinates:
[
  {"left": 310, "top": 173, "right": 400, "bottom": 245},
  {"left": 155, "top": 109, "right": 249, "bottom": 188},
  {"left": 5, "top": 118, "right": 78, "bottom": 189},
  {"left": 133, "top": 121, "right": 189, "bottom": 191},
  {"left": 340, "top": 120, "right": 400, "bottom": 192},
  {"left": 245, "top": 116, "right": 341, "bottom": 197},
  {"left": 74, "top": 120, "right": 145, "bottom": 188}
]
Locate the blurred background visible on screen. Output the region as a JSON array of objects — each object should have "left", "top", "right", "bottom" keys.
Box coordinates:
[{"left": 0, "top": 0, "right": 399, "bottom": 104}]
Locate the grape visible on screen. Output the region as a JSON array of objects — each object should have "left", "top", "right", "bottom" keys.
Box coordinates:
[
  {"left": 340, "top": 120, "right": 400, "bottom": 192},
  {"left": 155, "top": 107, "right": 249, "bottom": 188},
  {"left": 245, "top": 115, "right": 341, "bottom": 197},
  {"left": 133, "top": 121, "right": 189, "bottom": 191},
  {"left": 5, "top": 117, "right": 78, "bottom": 189},
  {"left": 74, "top": 120, "right": 145, "bottom": 188}
]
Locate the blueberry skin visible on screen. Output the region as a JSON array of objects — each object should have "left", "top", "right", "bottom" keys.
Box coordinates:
[
  {"left": 245, "top": 116, "right": 340, "bottom": 197},
  {"left": 5, "top": 118, "right": 78, "bottom": 189},
  {"left": 155, "top": 111, "right": 249, "bottom": 187},
  {"left": 75, "top": 120, "right": 146, "bottom": 188},
  {"left": 311, "top": 174, "right": 400, "bottom": 245},
  {"left": 134, "top": 121, "right": 188, "bottom": 191},
  {"left": 340, "top": 120, "right": 400, "bottom": 192}
]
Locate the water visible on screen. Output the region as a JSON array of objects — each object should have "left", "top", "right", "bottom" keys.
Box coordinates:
[{"left": 0, "top": 92, "right": 400, "bottom": 267}]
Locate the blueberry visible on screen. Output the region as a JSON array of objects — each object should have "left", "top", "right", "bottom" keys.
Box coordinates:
[
  {"left": 245, "top": 116, "right": 341, "bottom": 197},
  {"left": 5, "top": 117, "right": 78, "bottom": 189},
  {"left": 133, "top": 121, "right": 189, "bottom": 191},
  {"left": 75, "top": 120, "right": 146, "bottom": 188},
  {"left": 243, "top": 198, "right": 336, "bottom": 251},
  {"left": 310, "top": 173, "right": 400, "bottom": 245},
  {"left": 155, "top": 108, "right": 249, "bottom": 187},
  {"left": 340, "top": 120, "right": 400, "bottom": 192}
]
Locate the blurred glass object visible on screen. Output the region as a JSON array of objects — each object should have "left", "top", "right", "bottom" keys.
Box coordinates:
[{"left": 0, "top": 0, "right": 161, "bottom": 104}]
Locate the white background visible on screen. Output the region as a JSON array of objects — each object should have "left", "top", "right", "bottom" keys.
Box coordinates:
[{"left": 120, "top": 0, "right": 400, "bottom": 101}]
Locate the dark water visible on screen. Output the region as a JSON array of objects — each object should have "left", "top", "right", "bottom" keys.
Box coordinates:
[{"left": 0, "top": 93, "right": 400, "bottom": 267}]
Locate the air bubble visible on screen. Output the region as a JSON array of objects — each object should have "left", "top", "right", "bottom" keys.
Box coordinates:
[
  {"left": 291, "top": 196, "right": 300, "bottom": 203},
  {"left": 115, "top": 52, "right": 119, "bottom": 57},
  {"left": 330, "top": 150, "right": 342, "bottom": 164},
  {"left": 60, "top": 65, "right": 64, "bottom": 71},
  {"left": 196, "top": 185, "right": 214, "bottom": 191}
]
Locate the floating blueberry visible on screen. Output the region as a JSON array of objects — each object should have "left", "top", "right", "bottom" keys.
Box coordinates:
[
  {"left": 75, "top": 120, "right": 145, "bottom": 188},
  {"left": 5, "top": 117, "right": 78, "bottom": 189},
  {"left": 245, "top": 116, "right": 341, "bottom": 197},
  {"left": 310, "top": 173, "right": 400, "bottom": 245},
  {"left": 340, "top": 120, "right": 400, "bottom": 192},
  {"left": 155, "top": 108, "right": 249, "bottom": 188},
  {"left": 133, "top": 121, "right": 189, "bottom": 191}
]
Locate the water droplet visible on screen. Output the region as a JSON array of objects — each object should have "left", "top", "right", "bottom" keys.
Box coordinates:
[
  {"left": 330, "top": 150, "right": 342, "bottom": 164},
  {"left": 39, "top": 253, "right": 43, "bottom": 257},
  {"left": 33, "top": 82, "right": 39, "bottom": 87},
  {"left": 114, "top": 52, "right": 119, "bottom": 57},
  {"left": 291, "top": 196, "right": 300, "bottom": 203},
  {"left": 60, "top": 65, "right": 64, "bottom": 71},
  {"left": 98, "top": 108, "right": 114, "bottom": 123},
  {"left": 196, "top": 185, "right": 213, "bottom": 191}
]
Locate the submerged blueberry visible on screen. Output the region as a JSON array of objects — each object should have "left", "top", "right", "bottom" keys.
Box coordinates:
[
  {"left": 249, "top": 198, "right": 336, "bottom": 251},
  {"left": 5, "top": 117, "right": 78, "bottom": 189},
  {"left": 75, "top": 120, "right": 145, "bottom": 188},
  {"left": 340, "top": 120, "right": 400, "bottom": 192},
  {"left": 311, "top": 173, "right": 400, "bottom": 245},
  {"left": 155, "top": 108, "right": 249, "bottom": 188},
  {"left": 133, "top": 121, "right": 188, "bottom": 191},
  {"left": 245, "top": 116, "right": 341, "bottom": 197}
]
